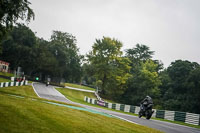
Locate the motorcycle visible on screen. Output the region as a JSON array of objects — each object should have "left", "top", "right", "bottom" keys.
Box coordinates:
[
  {"left": 46, "top": 81, "right": 49, "bottom": 86},
  {"left": 138, "top": 102, "right": 154, "bottom": 120}
]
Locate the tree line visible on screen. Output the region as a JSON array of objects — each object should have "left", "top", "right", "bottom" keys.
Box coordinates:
[
  {"left": 0, "top": 24, "right": 82, "bottom": 83},
  {"left": 83, "top": 37, "right": 200, "bottom": 114},
  {"left": 0, "top": 0, "right": 199, "bottom": 114}
]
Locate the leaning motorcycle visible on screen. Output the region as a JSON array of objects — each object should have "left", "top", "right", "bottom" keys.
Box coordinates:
[{"left": 138, "top": 102, "right": 154, "bottom": 120}]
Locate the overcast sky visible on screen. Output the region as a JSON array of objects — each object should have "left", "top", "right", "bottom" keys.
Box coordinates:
[{"left": 28, "top": 0, "right": 200, "bottom": 68}]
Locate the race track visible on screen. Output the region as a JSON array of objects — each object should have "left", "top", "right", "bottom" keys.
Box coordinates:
[{"left": 33, "top": 83, "right": 200, "bottom": 133}]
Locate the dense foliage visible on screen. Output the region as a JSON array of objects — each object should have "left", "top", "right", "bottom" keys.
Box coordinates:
[
  {"left": 84, "top": 42, "right": 200, "bottom": 114},
  {"left": 87, "top": 37, "right": 131, "bottom": 100},
  {"left": 0, "top": 0, "right": 34, "bottom": 52},
  {"left": 0, "top": 24, "right": 82, "bottom": 83},
  {"left": 160, "top": 60, "right": 200, "bottom": 113}
]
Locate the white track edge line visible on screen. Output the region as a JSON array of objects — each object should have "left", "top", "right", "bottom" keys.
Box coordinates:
[
  {"left": 32, "top": 82, "right": 41, "bottom": 98},
  {"left": 109, "top": 114, "right": 140, "bottom": 125}
]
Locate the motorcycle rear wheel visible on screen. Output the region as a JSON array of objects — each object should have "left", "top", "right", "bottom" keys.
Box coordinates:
[{"left": 138, "top": 111, "right": 142, "bottom": 118}]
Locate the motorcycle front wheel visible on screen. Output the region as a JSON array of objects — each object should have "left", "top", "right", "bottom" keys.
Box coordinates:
[{"left": 145, "top": 110, "right": 152, "bottom": 120}]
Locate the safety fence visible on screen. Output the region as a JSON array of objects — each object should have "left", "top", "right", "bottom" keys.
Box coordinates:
[
  {"left": 0, "top": 80, "right": 28, "bottom": 88},
  {"left": 84, "top": 96, "right": 200, "bottom": 126}
]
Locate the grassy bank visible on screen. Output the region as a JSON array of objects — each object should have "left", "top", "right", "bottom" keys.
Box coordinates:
[
  {"left": 56, "top": 87, "right": 96, "bottom": 104},
  {"left": 0, "top": 87, "right": 162, "bottom": 133},
  {"left": 0, "top": 85, "right": 37, "bottom": 98},
  {"left": 0, "top": 77, "right": 11, "bottom": 82},
  {"left": 0, "top": 72, "right": 14, "bottom": 77},
  {"left": 65, "top": 83, "right": 95, "bottom": 91}
]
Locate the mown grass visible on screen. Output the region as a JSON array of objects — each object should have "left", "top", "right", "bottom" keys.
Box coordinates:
[
  {"left": 56, "top": 87, "right": 97, "bottom": 104},
  {"left": 0, "top": 77, "right": 11, "bottom": 82},
  {"left": 0, "top": 72, "right": 14, "bottom": 77},
  {"left": 63, "top": 83, "right": 116, "bottom": 103},
  {"left": 0, "top": 88, "right": 162, "bottom": 133},
  {"left": 0, "top": 85, "right": 38, "bottom": 98},
  {"left": 65, "top": 83, "right": 96, "bottom": 91},
  {"left": 0, "top": 85, "right": 82, "bottom": 107},
  {"left": 28, "top": 80, "right": 33, "bottom": 83}
]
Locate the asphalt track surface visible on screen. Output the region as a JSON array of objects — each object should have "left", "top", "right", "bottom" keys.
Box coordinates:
[{"left": 33, "top": 83, "right": 200, "bottom": 133}]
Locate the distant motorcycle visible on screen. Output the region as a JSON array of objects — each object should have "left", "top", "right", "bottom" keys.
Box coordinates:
[
  {"left": 46, "top": 81, "right": 49, "bottom": 86},
  {"left": 138, "top": 102, "right": 154, "bottom": 120}
]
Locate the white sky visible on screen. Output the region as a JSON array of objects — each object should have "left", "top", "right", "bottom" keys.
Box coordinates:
[{"left": 28, "top": 0, "right": 200, "bottom": 68}]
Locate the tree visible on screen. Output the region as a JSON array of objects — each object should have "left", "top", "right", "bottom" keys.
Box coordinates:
[
  {"left": 34, "top": 38, "right": 58, "bottom": 78},
  {"left": 186, "top": 67, "right": 200, "bottom": 113},
  {"left": 88, "top": 37, "right": 131, "bottom": 100},
  {"left": 126, "top": 44, "right": 154, "bottom": 65},
  {"left": 139, "top": 60, "right": 161, "bottom": 97},
  {"left": 81, "top": 63, "right": 96, "bottom": 87},
  {"left": 121, "top": 44, "right": 163, "bottom": 107},
  {"left": 123, "top": 59, "right": 161, "bottom": 106},
  {"left": 167, "top": 60, "right": 195, "bottom": 93},
  {"left": 50, "top": 31, "right": 82, "bottom": 82},
  {"left": 161, "top": 60, "right": 200, "bottom": 113},
  {"left": 0, "top": 24, "right": 36, "bottom": 74},
  {"left": 0, "top": 0, "right": 34, "bottom": 52},
  {"left": 125, "top": 44, "right": 158, "bottom": 77}
]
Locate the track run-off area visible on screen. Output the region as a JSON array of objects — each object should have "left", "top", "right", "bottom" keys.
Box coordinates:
[{"left": 33, "top": 82, "right": 200, "bottom": 133}]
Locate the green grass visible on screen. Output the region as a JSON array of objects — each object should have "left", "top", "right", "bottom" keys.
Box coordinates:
[
  {"left": 0, "top": 72, "right": 14, "bottom": 77},
  {"left": 0, "top": 85, "right": 38, "bottom": 98},
  {"left": 0, "top": 77, "right": 11, "bottom": 82},
  {"left": 65, "top": 83, "right": 96, "bottom": 91},
  {"left": 28, "top": 80, "right": 33, "bottom": 83},
  {"left": 56, "top": 87, "right": 97, "bottom": 104},
  {"left": 0, "top": 88, "right": 162, "bottom": 133}
]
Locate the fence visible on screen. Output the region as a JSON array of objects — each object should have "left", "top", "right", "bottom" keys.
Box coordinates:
[
  {"left": 0, "top": 80, "right": 28, "bottom": 88},
  {"left": 84, "top": 96, "right": 200, "bottom": 126}
]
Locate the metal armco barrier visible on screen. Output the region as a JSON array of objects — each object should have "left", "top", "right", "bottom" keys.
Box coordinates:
[
  {"left": 0, "top": 80, "right": 28, "bottom": 88},
  {"left": 84, "top": 96, "right": 200, "bottom": 126}
]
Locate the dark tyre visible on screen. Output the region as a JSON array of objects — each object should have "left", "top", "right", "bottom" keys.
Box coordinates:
[
  {"left": 146, "top": 110, "right": 152, "bottom": 120},
  {"left": 146, "top": 114, "right": 151, "bottom": 120},
  {"left": 139, "top": 111, "right": 142, "bottom": 118}
]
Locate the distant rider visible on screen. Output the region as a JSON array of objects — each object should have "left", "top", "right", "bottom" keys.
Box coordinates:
[{"left": 46, "top": 81, "right": 49, "bottom": 86}]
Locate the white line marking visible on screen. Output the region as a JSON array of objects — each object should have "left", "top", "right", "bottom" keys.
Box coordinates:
[
  {"left": 110, "top": 114, "right": 140, "bottom": 125},
  {"left": 65, "top": 86, "right": 95, "bottom": 93},
  {"left": 32, "top": 82, "right": 41, "bottom": 98}
]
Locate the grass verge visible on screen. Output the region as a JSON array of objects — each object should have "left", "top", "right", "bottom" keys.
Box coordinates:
[
  {"left": 0, "top": 72, "right": 14, "bottom": 77},
  {"left": 0, "top": 77, "right": 11, "bottom": 82},
  {"left": 0, "top": 85, "right": 38, "bottom": 98},
  {"left": 65, "top": 83, "right": 95, "bottom": 91},
  {"left": 0, "top": 87, "right": 162, "bottom": 133},
  {"left": 56, "top": 87, "right": 97, "bottom": 104}
]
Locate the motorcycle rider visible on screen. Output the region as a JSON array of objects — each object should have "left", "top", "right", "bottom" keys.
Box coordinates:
[{"left": 140, "top": 95, "right": 153, "bottom": 111}]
